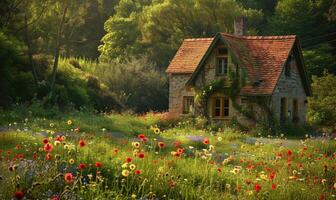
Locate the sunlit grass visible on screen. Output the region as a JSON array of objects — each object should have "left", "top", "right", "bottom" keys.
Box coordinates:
[{"left": 0, "top": 113, "right": 335, "bottom": 199}]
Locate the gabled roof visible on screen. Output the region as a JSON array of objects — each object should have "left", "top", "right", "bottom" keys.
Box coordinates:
[
  {"left": 165, "top": 38, "right": 214, "bottom": 73},
  {"left": 166, "top": 33, "right": 311, "bottom": 96}
]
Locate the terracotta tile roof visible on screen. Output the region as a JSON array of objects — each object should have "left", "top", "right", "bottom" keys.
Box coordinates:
[
  {"left": 165, "top": 38, "right": 214, "bottom": 73},
  {"left": 220, "top": 33, "right": 296, "bottom": 95},
  {"left": 166, "top": 33, "right": 299, "bottom": 95}
]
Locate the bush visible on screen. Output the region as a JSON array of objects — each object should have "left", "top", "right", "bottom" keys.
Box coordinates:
[
  {"left": 95, "top": 57, "right": 168, "bottom": 112},
  {"left": 307, "top": 72, "right": 336, "bottom": 133}
]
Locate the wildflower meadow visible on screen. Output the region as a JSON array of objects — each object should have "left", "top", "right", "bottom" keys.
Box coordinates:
[{"left": 0, "top": 112, "right": 335, "bottom": 200}]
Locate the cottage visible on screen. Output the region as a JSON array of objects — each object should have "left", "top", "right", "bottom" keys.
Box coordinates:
[{"left": 166, "top": 19, "right": 311, "bottom": 125}]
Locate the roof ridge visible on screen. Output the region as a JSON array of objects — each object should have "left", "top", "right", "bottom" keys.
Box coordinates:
[
  {"left": 184, "top": 38, "right": 214, "bottom": 41},
  {"left": 220, "top": 33, "right": 296, "bottom": 40}
]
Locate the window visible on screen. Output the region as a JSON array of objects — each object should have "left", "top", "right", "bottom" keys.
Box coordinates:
[
  {"left": 293, "top": 99, "right": 299, "bottom": 123},
  {"left": 183, "top": 96, "right": 194, "bottom": 114},
  {"left": 212, "top": 97, "right": 230, "bottom": 118},
  {"left": 280, "top": 97, "right": 287, "bottom": 122},
  {"left": 216, "top": 47, "right": 228, "bottom": 76},
  {"left": 216, "top": 57, "right": 228, "bottom": 76}
]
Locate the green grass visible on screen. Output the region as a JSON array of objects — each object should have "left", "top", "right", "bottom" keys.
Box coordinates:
[{"left": 0, "top": 111, "right": 335, "bottom": 200}]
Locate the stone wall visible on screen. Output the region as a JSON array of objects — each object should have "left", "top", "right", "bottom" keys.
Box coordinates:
[
  {"left": 271, "top": 54, "right": 307, "bottom": 123},
  {"left": 168, "top": 73, "right": 195, "bottom": 115},
  {"left": 168, "top": 46, "right": 308, "bottom": 125}
]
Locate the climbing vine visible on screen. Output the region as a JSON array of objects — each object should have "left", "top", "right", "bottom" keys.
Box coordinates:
[{"left": 192, "top": 58, "right": 276, "bottom": 127}]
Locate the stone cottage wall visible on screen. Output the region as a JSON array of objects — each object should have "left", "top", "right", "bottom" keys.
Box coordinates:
[
  {"left": 272, "top": 56, "right": 307, "bottom": 123},
  {"left": 168, "top": 74, "right": 195, "bottom": 115}
]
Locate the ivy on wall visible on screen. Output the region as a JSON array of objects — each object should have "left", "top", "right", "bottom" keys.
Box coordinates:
[{"left": 192, "top": 57, "right": 277, "bottom": 127}]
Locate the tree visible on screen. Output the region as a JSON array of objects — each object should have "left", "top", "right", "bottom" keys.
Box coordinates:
[
  {"left": 328, "top": 0, "right": 336, "bottom": 21},
  {"left": 99, "top": 0, "right": 262, "bottom": 68},
  {"left": 99, "top": 0, "right": 150, "bottom": 63},
  {"left": 267, "top": 0, "right": 336, "bottom": 42},
  {"left": 303, "top": 44, "right": 336, "bottom": 77},
  {"left": 308, "top": 72, "right": 336, "bottom": 132}
]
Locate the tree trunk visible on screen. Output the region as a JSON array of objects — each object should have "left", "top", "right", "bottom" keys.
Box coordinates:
[
  {"left": 24, "top": 13, "right": 39, "bottom": 85},
  {"left": 50, "top": 2, "right": 68, "bottom": 92}
]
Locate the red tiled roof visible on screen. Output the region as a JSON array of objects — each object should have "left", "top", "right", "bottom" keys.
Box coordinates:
[
  {"left": 165, "top": 38, "right": 214, "bottom": 73},
  {"left": 220, "top": 33, "right": 296, "bottom": 95},
  {"left": 166, "top": 33, "right": 298, "bottom": 95}
]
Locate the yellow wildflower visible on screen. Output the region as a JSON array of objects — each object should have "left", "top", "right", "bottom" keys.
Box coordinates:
[
  {"left": 69, "top": 159, "right": 75, "bottom": 165},
  {"left": 129, "top": 164, "right": 136, "bottom": 170},
  {"left": 132, "top": 142, "right": 140, "bottom": 148},
  {"left": 54, "top": 141, "right": 61, "bottom": 146},
  {"left": 122, "top": 170, "right": 130, "bottom": 177},
  {"left": 67, "top": 120, "right": 72, "bottom": 125},
  {"left": 153, "top": 127, "right": 161, "bottom": 135},
  {"left": 122, "top": 163, "right": 128, "bottom": 168}
]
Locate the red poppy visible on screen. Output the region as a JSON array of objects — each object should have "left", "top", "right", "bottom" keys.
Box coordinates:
[
  {"left": 271, "top": 183, "right": 277, "bottom": 190},
  {"left": 135, "top": 169, "right": 142, "bottom": 175},
  {"left": 269, "top": 172, "right": 276, "bottom": 180},
  {"left": 254, "top": 183, "right": 261, "bottom": 193},
  {"left": 45, "top": 153, "right": 52, "bottom": 160},
  {"left": 141, "top": 137, "right": 148, "bottom": 142},
  {"left": 202, "top": 138, "right": 210, "bottom": 145},
  {"left": 78, "top": 163, "right": 86, "bottom": 170},
  {"left": 245, "top": 179, "right": 251, "bottom": 185},
  {"left": 177, "top": 148, "right": 184, "bottom": 154},
  {"left": 137, "top": 134, "right": 145, "bottom": 139},
  {"left": 125, "top": 157, "right": 133, "bottom": 163},
  {"left": 15, "top": 145, "right": 21, "bottom": 150},
  {"left": 43, "top": 138, "right": 49, "bottom": 144},
  {"left": 173, "top": 141, "right": 181, "bottom": 147},
  {"left": 217, "top": 168, "right": 222, "bottom": 173},
  {"left": 64, "top": 173, "right": 73, "bottom": 183},
  {"left": 236, "top": 185, "right": 242, "bottom": 192},
  {"left": 44, "top": 143, "right": 53, "bottom": 152},
  {"left": 114, "top": 148, "right": 119, "bottom": 154},
  {"left": 33, "top": 153, "right": 38, "bottom": 160},
  {"left": 174, "top": 152, "right": 181, "bottom": 157},
  {"left": 52, "top": 195, "right": 58, "bottom": 200},
  {"left": 287, "top": 150, "right": 292, "bottom": 156},
  {"left": 137, "top": 152, "right": 145, "bottom": 159},
  {"left": 158, "top": 142, "right": 165, "bottom": 148},
  {"left": 14, "top": 191, "right": 24, "bottom": 200},
  {"left": 95, "top": 162, "right": 102, "bottom": 168},
  {"left": 79, "top": 139, "right": 86, "bottom": 147},
  {"left": 320, "top": 194, "right": 325, "bottom": 200},
  {"left": 56, "top": 136, "right": 63, "bottom": 142}
]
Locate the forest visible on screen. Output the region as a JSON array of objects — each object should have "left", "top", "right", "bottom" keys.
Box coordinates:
[{"left": 1, "top": 0, "right": 336, "bottom": 126}]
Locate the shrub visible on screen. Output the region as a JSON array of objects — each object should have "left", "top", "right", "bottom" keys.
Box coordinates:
[
  {"left": 308, "top": 72, "right": 336, "bottom": 133},
  {"left": 95, "top": 57, "right": 168, "bottom": 112}
]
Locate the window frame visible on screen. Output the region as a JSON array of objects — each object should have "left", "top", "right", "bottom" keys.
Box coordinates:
[
  {"left": 216, "top": 57, "right": 228, "bottom": 76},
  {"left": 216, "top": 47, "right": 228, "bottom": 76},
  {"left": 212, "top": 97, "right": 230, "bottom": 118},
  {"left": 182, "top": 96, "right": 194, "bottom": 114}
]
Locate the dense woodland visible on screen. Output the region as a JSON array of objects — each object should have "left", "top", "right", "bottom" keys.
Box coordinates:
[{"left": 1, "top": 0, "right": 336, "bottom": 129}]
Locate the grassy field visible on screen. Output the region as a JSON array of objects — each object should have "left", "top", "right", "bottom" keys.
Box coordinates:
[{"left": 0, "top": 110, "right": 335, "bottom": 200}]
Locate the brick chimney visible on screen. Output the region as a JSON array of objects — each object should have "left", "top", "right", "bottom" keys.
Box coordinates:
[{"left": 234, "top": 17, "right": 247, "bottom": 36}]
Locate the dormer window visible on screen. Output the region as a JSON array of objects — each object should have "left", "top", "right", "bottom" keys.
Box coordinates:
[
  {"left": 216, "top": 47, "right": 228, "bottom": 76},
  {"left": 217, "top": 58, "right": 228, "bottom": 76}
]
